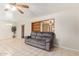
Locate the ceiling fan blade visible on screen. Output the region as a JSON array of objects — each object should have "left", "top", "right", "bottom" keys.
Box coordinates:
[
  {"left": 17, "top": 5, "right": 29, "bottom": 8},
  {"left": 16, "top": 7, "right": 24, "bottom": 14}
]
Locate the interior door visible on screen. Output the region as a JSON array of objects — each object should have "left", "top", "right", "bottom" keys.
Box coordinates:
[{"left": 21, "top": 25, "right": 24, "bottom": 38}]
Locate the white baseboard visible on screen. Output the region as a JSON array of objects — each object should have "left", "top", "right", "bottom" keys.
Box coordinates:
[{"left": 58, "top": 45, "right": 79, "bottom": 52}]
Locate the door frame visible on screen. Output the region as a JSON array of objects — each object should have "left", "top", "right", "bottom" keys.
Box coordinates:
[{"left": 21, "top": 24, "right": 25, "bottom": 38}]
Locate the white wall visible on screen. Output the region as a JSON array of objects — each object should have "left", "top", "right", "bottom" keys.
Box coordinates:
[
  {"left": 0, "top": 22, "right": 13, "bottom": 39},
  {"left": 0, "top": 5, "right": 17, "bottom": 40},
  {"left": 16, "top": 12, "right": 34, "bottom": 39},
  {"left": 16, "top": 10, "right": 79, "bottom": 50},
  {"left": 54, "top": 11, "right": 78, "bottom": 50}
]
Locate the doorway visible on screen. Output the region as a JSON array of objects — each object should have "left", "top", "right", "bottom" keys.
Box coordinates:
[{"left": 21, "top": 25, "right": 25, "bottom": 38}]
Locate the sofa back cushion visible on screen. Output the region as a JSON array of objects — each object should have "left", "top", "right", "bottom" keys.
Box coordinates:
[
  {"left": 42, "top": 32, "right": 54, "bottom": 38},
  {"left": 42, "top": 32, "right": 52, "bottom": 36},
  {"left": 31, "top": 36, "right": 36, "bottom": 39},
  {"left": 37, "top": 32, "right": 42, "bottom": 36},
  {"left": 36, "top": 36, "right": 42, "bottom": 39},
  {"left": 30, "top": 32, "right": 54, "bottom": 39},
  {"left": 31, "top": 32, "right": 37, "bottom": 36},
  {"left": 31, "top": 32, "right": 37, "bottom": 39},
  {"left": 36, "top": 32, "right": 54, "bottom": 40},
  {"left": 35, "top": 32, "right": 42, "bottom": 39}
]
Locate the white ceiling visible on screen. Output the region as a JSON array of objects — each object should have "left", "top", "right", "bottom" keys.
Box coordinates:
[
  {"left": 27, "top": 3, "right": 79, "bottom": 17},
  {"left": 0, "top": 3, "right": 79, "bottom": 23}
]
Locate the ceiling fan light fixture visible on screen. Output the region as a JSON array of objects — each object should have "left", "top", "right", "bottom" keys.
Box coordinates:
[{"left": 4, "top": 3, "right": 29, "bottom": 14}]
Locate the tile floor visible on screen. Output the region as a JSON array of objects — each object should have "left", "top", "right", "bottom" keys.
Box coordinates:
[{"left": 0, "top": 39, "right": 79, "bottom": 56}]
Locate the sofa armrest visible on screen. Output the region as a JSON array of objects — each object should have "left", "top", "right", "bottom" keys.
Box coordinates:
[
  {"left": 45, "top": 39, "right": 51, "bottom": 43},
  {"left": 25, "top": 36, "right": 31, "bottom": 39},
  {"left": 45, "top": 39, "right": 52, "bottom": 51}
]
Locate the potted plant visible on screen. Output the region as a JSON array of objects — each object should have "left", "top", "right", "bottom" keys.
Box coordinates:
[{"left": 11, "top": 26, "right": 17, "bottom": 38}]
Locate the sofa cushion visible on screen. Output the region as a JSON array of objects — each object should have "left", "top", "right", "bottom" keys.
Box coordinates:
[
  {"left": 30, "top": 32, "right": 37, "bottom": 39},
  {"left": 42, "top": 37, "right": 51, "bottom": 40},
  {"left": 31, "top": 32, "right": 37, "bottom": 36},
  {"left": 37, "top": 32, "right": 42, "bottom": 36},
  {"left": 31, "top": 35, "right": 36, "bottom": 39},
  {"left": 42, "top": 37, "right": 51, "bottom": 42},
  {"left": 36, "top": 36, "right": 42, "bottom": 39},
  {"left": 42, "top": 33, "right": 53, "bottom": 37},
  {"left": 26, "top": 38, "right": 46, "bottom": 46}
]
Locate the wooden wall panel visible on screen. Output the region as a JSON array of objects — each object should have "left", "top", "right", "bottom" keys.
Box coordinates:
[
  {"left": 32, "top": 22, "right": 41, "bottom": 32},
  {"left": 31, "top": 18, "right": 55, "bottom": 32}
]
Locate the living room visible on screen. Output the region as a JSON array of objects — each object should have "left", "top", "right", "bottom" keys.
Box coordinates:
[
  {"left": 16, "top": 3, "right": 79, "bottom": 51},
  {"left": 0, "top": 3, "right": 79, "bottom": 56}
]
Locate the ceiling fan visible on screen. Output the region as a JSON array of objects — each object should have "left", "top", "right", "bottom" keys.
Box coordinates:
[{"left": 4, "top": 3, "right": 29, "bottom": 14}]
